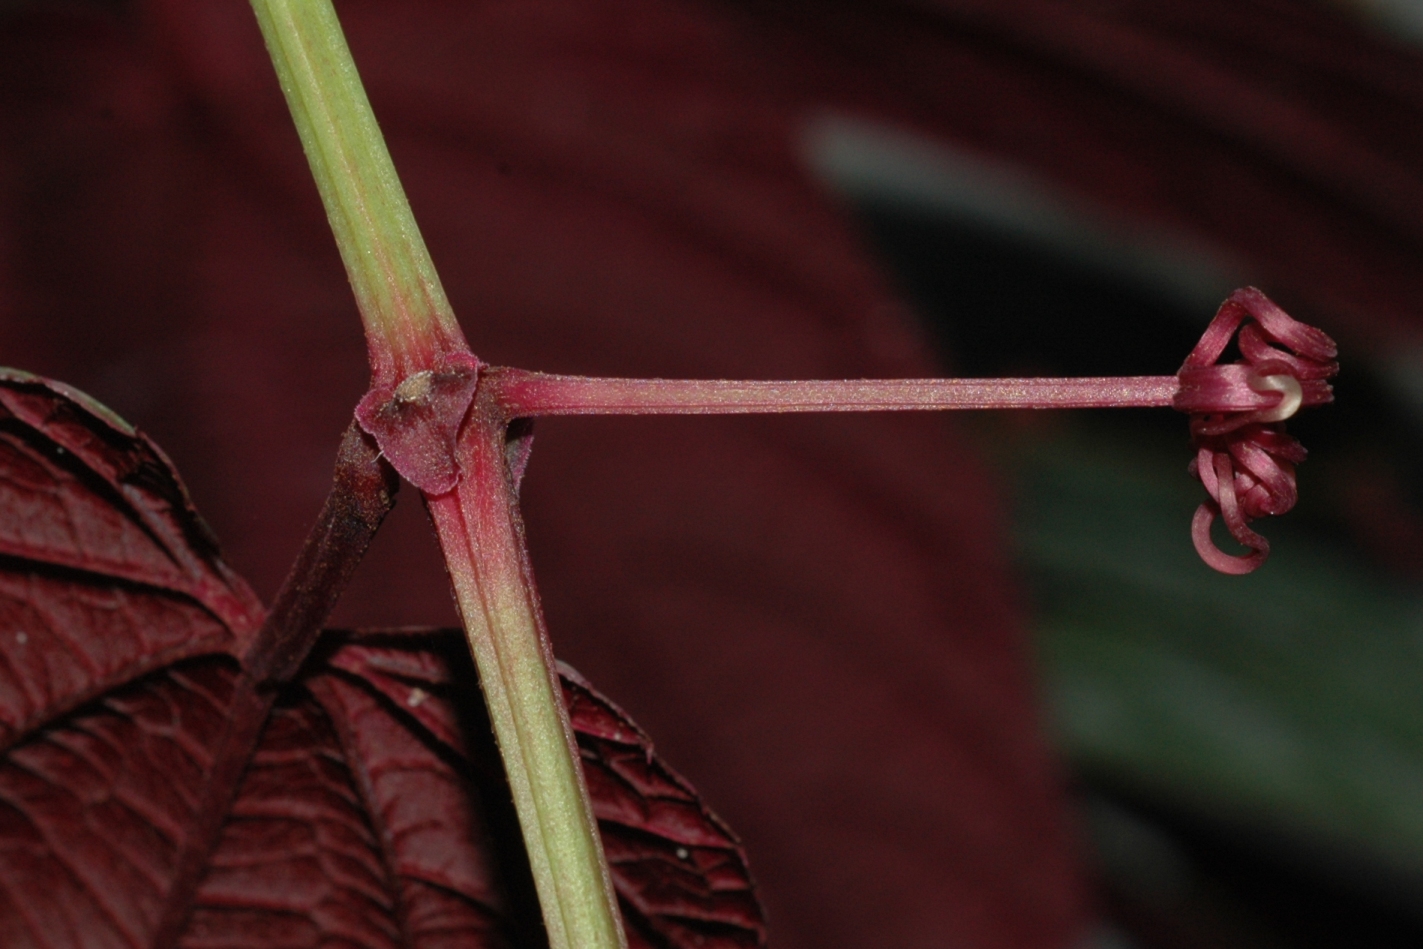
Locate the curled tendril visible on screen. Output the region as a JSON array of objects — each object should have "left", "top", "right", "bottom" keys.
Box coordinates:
[{"left": 1173, "top": 287, "right": 1338, "bottom": 574}]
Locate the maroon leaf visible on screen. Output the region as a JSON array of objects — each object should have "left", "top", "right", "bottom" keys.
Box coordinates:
[
  {"left": 560, "top": 665, "right": 764, "bottom": 949},
  {"left": 0, "top": 657, "right": 242, "bottom": 949},
  {"left": 170, "top": 629, "right": 770, "bottom": 949},
  {"left": 182, "top": 682, "right": 498, "bottom": 949},
  {"left": 0, "top": 369, "right": 263, "bottom": 743},
  {"left": 321, "top": 631, "right": 767, "bottom": 949},
  {"left": 0, "top": 372, "right": 764, "bottom": 948}
]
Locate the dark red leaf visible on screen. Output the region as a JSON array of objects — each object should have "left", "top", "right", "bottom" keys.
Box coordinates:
[
  {"left": 0, "top": 657, "right": 241, "bottom": 949},
  {"left": 322, "top": 631, "right": 767, "bottom": 949},
  {"left": 0, "top": 372, "right": 764, "bottom": 948},
  {"left": 183, "top": 682, "right": 501, "bottom": 949},
  {"left": 561, "top": 665, "right": 764, "bottom": 948},
  {"left": 0, "top": 369, "right": 262, "bottom": 745}
]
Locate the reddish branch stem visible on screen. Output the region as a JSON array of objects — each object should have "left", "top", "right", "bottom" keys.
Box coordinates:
[
  {"left": 486, "top": 369, "right": 1186, "bottom": 417},
  {"left": 155, "top": 424, "right": 399, "bottom": 948},
  {"left": 483, "top": 288, "right": 1337, "bottom": 577},
  {"left": 247, "top": 423, "right": 400, "bottom": 684}
]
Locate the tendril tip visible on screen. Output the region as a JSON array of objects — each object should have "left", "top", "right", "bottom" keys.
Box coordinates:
[{"left": 1173, "top": 288, "right": 1337, "bottom": 574}]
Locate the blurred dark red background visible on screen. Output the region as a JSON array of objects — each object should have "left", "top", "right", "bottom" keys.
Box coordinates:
[{"left": 5, "top": 1, "right": 1423, "bottom": 947}]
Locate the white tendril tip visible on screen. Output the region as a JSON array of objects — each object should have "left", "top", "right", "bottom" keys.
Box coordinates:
[{"left": 1248, "top": 373, "right": 1303, "bottom": 423}]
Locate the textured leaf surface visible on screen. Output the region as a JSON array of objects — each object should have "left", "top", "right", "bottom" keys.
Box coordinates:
[
  {"left": 0, "top": 370, "right": 265, "bottom": 949},
  {"left": 183, "top": 688, "right": 471, "bottom": 949},
  {"left": 0, "top": 658, "right": 241, "bottom": 949},
  {"left": 0, "top": 373, "right": 764, "bottom": 948},
  {"left": 0, "top": 371, "right": 262, "bottom": 747},
  {"left": 322, "top": 632, "right": 766, "bottom": 949},
  {"left": 562, "top": 665, "right": 764, "bottom": 949}
]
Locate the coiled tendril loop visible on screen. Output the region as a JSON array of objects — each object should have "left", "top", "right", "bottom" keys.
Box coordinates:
[{"left": 1173, "top": 288, "right": 1338, "bottom": 574}]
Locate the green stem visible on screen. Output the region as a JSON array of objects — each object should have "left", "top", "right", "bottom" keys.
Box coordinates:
[
  {"left": 428, "top": 394, "right": 625, "bottom": 949},
  {"left": 250, "top": 0, "right": 466, "bottom": 383},
  {"left": 250, "top": 3, "right": 626, "bottom": 946}
]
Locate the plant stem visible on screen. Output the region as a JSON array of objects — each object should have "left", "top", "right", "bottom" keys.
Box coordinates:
[
  {"left": 250, "top": 7, "right": 1337, "bottom": 940},
  {"left": 487, "top": 368, "right": 1185, "bottom": 415},
  {"left": 246, "top": 423, "right": 400, "bottom": 685},
  {"left": 427, "top": 392, "right": 623, "bottom": 949},
  {"left": 251, "top": 3, "right": 626, "bottom": 946},
  {"left": 250, "top": 0, "right": 466, "bottom": 384},
  {"left": 155, "top": 425, "right": 398, "bottom": 949}
]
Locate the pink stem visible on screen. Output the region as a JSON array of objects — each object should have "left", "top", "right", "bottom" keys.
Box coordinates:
[{"left": 486, "top": 368, "right": 1186, "bottom": 417}]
